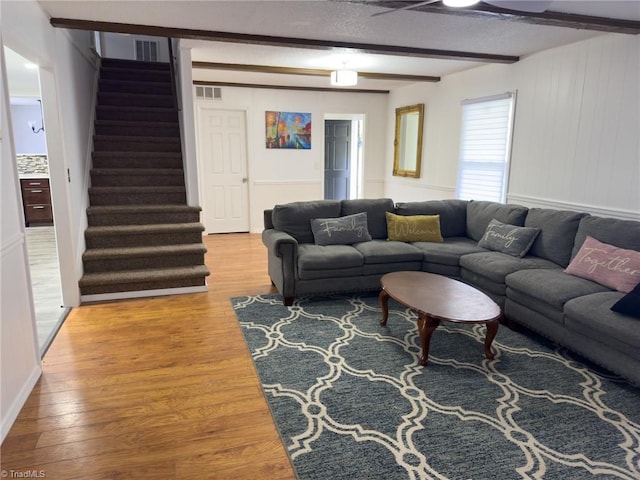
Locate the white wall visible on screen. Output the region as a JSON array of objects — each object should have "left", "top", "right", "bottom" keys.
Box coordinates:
[
  {"left": 9, "top": 103, "right": 47, "bottom": 154},
  {"left": 194, "top": 86, "right": 388, "bottom": 232},
  {"left": 3, "top": 0, "right": 98, "bottom": 308},
  {"left": 0, "top": 39, "right": 42, "bottom": 443},
  {"left": 1, "top": 0, "right": 98, "bottom": 440},
  {"left": 102, "top": 32, "right": 170, "bottom": 62},
  {"left": 385, "top": 34, "right": 640, "bottom": 220}
]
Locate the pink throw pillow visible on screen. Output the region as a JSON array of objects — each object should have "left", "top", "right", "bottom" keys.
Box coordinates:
[{"left": 565, "top": 236, "right": 640, "bottom": 293}]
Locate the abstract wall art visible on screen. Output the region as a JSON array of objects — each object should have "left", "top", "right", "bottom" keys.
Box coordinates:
[{"left": 265, "top": 111, "right": 312, "bottom": 149}]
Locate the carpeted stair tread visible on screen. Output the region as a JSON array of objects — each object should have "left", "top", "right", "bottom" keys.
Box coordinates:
[
  {"left": 83, "top": 243, "right": 207, "bottom": 260},
  {"left": 85, "top": 222, "right": 204, "bottom": 236},
  {"left": 92, "top": 151, "right": 183, "bottom": 169},
  {"left": 101, "top": 58, "right": 171, "bottom": 70},
  {"left": 86, "top": 205, "right": 202, "bottom": 226},
  {"left": 91, "top": 168, "right": 184, "bottom": 176},
  {"left": 93, "top": 136, "right": 181, "bottom": 153},
  {"left": 98, "top": 92, "right": 174, "bottom": 108},
  {"left": 87, "top": 205, "right": 201, "bottom": 214},
  {"left": 96, "top": 105, "right": 178, "bottom": 120},
  {"left": 99, "top": 79, "right": 172, "bottom": 94},
  {"left": 88, "top": 185, "right": 185, "bottom": 193},
  {"left": 95, "top": 120, "right": 179, "bottom": 129},
  {"left": 94, "top": 134, "right": 180, "bottom": 144},
  {"left": 79, "top": 265, "right": 210, "bottom": 287},
  {"left": 93, "top": 151, "right": 182, "bottom": 158}
]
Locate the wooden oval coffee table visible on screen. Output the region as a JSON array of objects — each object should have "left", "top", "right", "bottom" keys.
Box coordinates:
[{"left": 379, "top": 271, "right": 502, "bottom": 366}]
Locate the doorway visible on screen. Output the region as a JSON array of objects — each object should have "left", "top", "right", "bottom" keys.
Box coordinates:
[
  {"left": 4, "top": 46, "right": 68, "bottom": 355},
  {"left": 196, "top": 107, "right": 250, "bottom": 233},
  {"left": 324, "top": 114, "right": 364, "bottom": 201}
]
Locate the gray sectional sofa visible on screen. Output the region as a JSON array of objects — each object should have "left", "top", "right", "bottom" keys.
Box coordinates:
[{"left": 262, "top": 198, "right": 640, "bottom": 384}]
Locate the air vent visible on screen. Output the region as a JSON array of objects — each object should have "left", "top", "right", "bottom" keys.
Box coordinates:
[
  {"left": 195, "top": 86, "right": 222, "bottom": 101},
  {"left": 135, "top": 40, "right": 159, "bottom": 62}
]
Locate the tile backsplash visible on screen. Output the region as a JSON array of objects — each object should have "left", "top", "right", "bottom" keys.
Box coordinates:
[{"left": 17, "top": 154, "right": 49, "bottom": 177}]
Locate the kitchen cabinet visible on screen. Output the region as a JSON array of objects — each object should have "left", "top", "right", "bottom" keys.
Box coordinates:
[{"left": 20, "top": 178, "right": 54, "bottom": 226}]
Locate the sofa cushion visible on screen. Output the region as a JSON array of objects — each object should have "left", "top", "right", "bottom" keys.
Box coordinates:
[
  {"left": 466, "top": 201, "right": 528, "bottom": 242},
  {"left": 412, "top": 237, "right": 486, "bottom": 266},
  {"left": 461, "top": 251, "right": 557, "bottom": 285},
  {"left": 363, "top": 262, "right": 422, "bottom": 276},
  {"left": 385, "top": 212, "right": 443, "bottom": 242},
  {"left": 394, "top": 199, "right": 468, "bottom": 237},
  {"left": 611, "top": 282, "right": 640, "bottom": 319},
  {"left": 571, "top": 215, "right": 640, "bottom": 259},
  {"left": 341, "top": 198, "right": 395, "bottom": 240},
  {"left": 353, "top": 240, "right": 423, "bottom": 264},
  {"left": 565, "top": 236, "right": 640, "bottom": 293},
  {"left": 505, "top": 268, "right": 609, "bottom": 311},
  {"left": 524, "top": 208, "right": 588, "bottom": 267},
  {"left": 298, "top": 244, "right": 363, "bottom": 270},
  {"left": 478, "top": 219, "right": 540, "bottom": 257},
  {"left": 564, "top": 292, "right": 640, "bottom": 357},
  {"left": 310, "top": 212, "right": 372, "bottom": 246},
  {"left": 272, "top": 200, "right": 341, "bottom": 244}
]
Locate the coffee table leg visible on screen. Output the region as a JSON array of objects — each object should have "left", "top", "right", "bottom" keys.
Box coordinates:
[
  {"left": 417, "top": 314, "right": 440, "bottom": 366},
  {"left": 379, "top": 289, "right": 389, "bottom": 326},
  {"left": 484, "top": 318, "right": 499, "bottom": 360}
]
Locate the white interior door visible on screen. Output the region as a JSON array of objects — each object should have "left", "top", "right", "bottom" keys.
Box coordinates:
[{"left": 198, "top": 108, "right": 250, "bottom": 233}]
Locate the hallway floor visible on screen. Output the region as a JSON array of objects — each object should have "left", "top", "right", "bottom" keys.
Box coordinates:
[{"left": 25, "top": 226, "right": 68, "bottom": 354}]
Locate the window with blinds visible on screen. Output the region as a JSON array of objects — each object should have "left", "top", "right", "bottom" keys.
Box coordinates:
[{"left": 455, "top": 93, "right": 516, "bottom": 203}]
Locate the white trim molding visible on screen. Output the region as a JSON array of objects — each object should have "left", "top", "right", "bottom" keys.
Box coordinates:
[
  {"left": 81, "top": 285, "right": 208, "bottom": 304},
  {"left": 507, "top": 195, "right": 640, "bottom": 221},
  {"left": 1, "top": 365, "right": 41, "bottom": 443}
]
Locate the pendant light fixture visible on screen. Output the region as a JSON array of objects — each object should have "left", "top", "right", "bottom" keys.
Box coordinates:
[{"left": 331, "top": 63, "right": 358, "bottom": 86}]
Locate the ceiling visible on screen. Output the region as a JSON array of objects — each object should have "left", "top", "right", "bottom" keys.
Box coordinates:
[
  {"left": 4, "top": 47, "right": 42, "bottom": 99},
  {"left": 10, "top": 1, "right": 640, "bottom": 93}
]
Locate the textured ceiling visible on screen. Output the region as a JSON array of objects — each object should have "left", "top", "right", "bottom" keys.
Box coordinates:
[{"left": 12, "top": 1, "right": 640, "bottom": 91}]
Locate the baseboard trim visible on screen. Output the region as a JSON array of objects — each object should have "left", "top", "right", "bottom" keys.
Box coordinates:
[
  {"left": 507, "top": 195, "right": 640, "bottom": 221},
  {"left": 81, "top": 285, "right": 208, "bottom": 304},
  {"left": 1, "top": 365, "right": 42, "bottom": 443}
]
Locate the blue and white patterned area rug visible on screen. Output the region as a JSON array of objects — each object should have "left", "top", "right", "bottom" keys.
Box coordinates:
[{"left": 231, "top": 294, "right": 640, "bottom": 480}]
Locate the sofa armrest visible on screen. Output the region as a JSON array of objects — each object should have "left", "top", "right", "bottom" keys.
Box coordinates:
[
  {"left": 263, "top": 209, "right": 274, "bottom": 230},
  {"left": 262, "top": 229, "right": 298, "bottom": 302},
  {"left": 262, "top": 228, "right": 298, "bottom": 257}
]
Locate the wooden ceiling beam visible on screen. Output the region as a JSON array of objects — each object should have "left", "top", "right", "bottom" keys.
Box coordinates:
[
  {"left": 193, "top": 80, "right": 390, "bottom": 94},
  {"left": 49, "top": 18, "right": 519, "bottom": 64},
  {"left": 192, "top": 61, "right": 441, "bottom": 82},
  {"left": 371, "top": 1, "right": 640, "bottom": 34}
]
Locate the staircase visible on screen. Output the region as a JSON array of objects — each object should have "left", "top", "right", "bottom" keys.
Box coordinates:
[{"left": 79, "top": 58, "right": 210, "bottom": 299}]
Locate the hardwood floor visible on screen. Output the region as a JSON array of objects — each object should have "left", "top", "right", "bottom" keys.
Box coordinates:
[
  {"left": 1, "top": 233, "right": 297, "bottom": 479},
  {"left": 24, "top": 226, "right": 69, "bottom": 354}
]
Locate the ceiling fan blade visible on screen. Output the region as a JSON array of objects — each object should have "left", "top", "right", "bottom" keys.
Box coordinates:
[
  {"left": 483, "top": 0, "right": 552, "bottom": 13},
  {"left": 371, "top": 0, "right": 441, "bottom": 17}
]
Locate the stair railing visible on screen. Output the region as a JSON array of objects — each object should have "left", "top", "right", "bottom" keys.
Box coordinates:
[{"left": 167, "top": 37, "right": 179, "bottom": 111}]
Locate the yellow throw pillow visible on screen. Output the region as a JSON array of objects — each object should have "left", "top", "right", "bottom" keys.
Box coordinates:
[{"left": 386, "top": 212, "right": 443, "bottom": 242}]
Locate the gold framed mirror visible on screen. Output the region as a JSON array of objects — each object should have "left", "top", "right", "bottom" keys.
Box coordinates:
[{"left": 393, "top": 103, "right": 424, "bottom": 178}]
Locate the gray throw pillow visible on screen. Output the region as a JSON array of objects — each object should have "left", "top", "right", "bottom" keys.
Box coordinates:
[
  {"left": 478, "top": 218, "right": 541, "bottom": 257},
  {"left": 311, "top": 212, "right": 372, "bottom": 246}
]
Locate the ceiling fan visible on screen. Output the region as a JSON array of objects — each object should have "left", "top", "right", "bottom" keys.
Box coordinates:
[{"left": 371, "top": 0, "right": 553, "bottom": 17}]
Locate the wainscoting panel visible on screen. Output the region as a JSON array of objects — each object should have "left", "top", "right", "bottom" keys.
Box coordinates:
[
  {"left": 507, "top": 194, "right": 640, "bottom": 221},
  {"left": 509, "top": 35, "right": 639, "bottom": 214}
]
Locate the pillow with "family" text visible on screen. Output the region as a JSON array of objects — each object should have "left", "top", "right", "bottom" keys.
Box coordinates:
[
  {"left": 478, "top": 218, "right": 540, "bottom": 257},
  {"left": 310, "top": 212, "right": 372, "bottom": 246}
]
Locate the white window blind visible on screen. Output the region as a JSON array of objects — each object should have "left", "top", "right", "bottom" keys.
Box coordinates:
[{"left": 456, "top": 93, "right": 515, "bottom": 203}]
